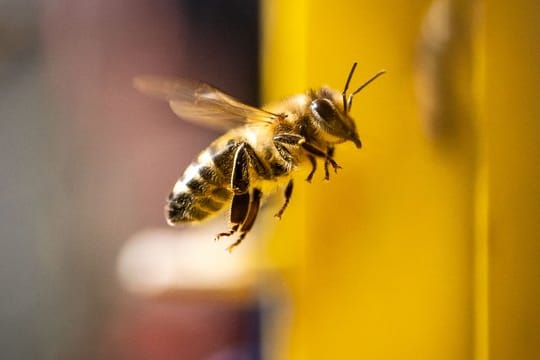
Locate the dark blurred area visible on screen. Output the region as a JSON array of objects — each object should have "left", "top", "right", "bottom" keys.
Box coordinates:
[{"left": 0, "top": 0, "right": 261, "bottom": 359}]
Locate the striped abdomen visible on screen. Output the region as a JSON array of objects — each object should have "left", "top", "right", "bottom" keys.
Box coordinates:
[{"left": 166, "top": 140, "right": 237, "bottom": 224}]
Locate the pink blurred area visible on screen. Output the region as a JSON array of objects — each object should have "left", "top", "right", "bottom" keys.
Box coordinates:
[
  {"left": 0, "top": 0, "right": 261, "bottom": 359},
  {"left": 101, "top": 298, "right": 259, "bottom": 360}
]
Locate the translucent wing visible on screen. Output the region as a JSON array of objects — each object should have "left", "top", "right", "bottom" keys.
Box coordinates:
[{"left": 133, "top": 76, "right": 281, "bottom": 130}]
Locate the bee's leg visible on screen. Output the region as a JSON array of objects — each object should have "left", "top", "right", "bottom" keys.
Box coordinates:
[
  {"left": 274, "top": 179, "right": 293, "bottom": 219},
  {"left": 220, "top": 142, "right": 268, "bottom": 251},
  {"left": 216, "top": 193, "right": 250, "bottom": 241},
  {"left": 323, "top": 146, "right": 341, "bottom": 180},
  {"left": 274, "top": 134, "right": 341, "bottom": 181},
  {"left": 227, "top": 188, "right": 262, "bottom": 252},
  {"left": 327, "top": 146, "right": 335, "bottom": 158},
  {"left": 274, "top": 134, "right": 305, "bottom": 147},
  {"left": 273, "top": 134, "right": 305, "bottom": 166},
  {"left": 297, "top": 141, "right": 340, "bottom": 180},
  {"left": 215, "top": 192, "right": 250, "bottom": 240},
  {"left": 216, "top": 144, "right": 251, "bottom": 241},
  {"left": 231, "top": 143, "right": 250, "bottom": 194},
  {"left": 215, "top": 224, "right": 239, "bottom": 239},
  {"left": 241, "top": 188, "right": 262, "bottom": 233},
  {"left": 274, "top": 134, "right": 340, "bottom": 181},
  {"left": 306, "top": 155, "right": 317, "bottom": 182},
  {"left": 226, "top": 232, "right": 246, "bottom": 253},
  {"left": 242, "top": 142, "right": 272, "bottom": 179}
]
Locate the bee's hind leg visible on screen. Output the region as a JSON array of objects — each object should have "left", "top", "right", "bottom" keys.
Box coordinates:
[
  {"left": 215, "top": 225, "right": 238, "bottom": 239},
  {"left": 220, "top": 143, "right": 265, "bottom": 252},
  {"left": 216, "top": 143, "right": 251, "bottom": 242},
  {"left": 227, "top": 188, "right": 262, "bottom": 252},
  {"left": 215, "top": 192, "right": 250, "bottom": 241}
]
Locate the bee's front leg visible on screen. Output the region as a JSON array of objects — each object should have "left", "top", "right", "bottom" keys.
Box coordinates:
[
  {"left": 323, "top": 146, "right": 341, "bottom": 180},
  {"left": 274, "top": 134, "right": 341, "bottom": 181},
  {"left": 303, "top": 143, "right": 340, "bottom": 180}
]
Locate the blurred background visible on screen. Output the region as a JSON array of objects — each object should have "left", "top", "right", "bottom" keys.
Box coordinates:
[{"left": 1, "top": 0, "right": 539, "bottom": 359}]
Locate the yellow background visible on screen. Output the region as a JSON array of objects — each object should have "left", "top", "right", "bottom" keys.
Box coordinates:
[{"left": 262, "top": 0, "right": 540, "bottom": 359}]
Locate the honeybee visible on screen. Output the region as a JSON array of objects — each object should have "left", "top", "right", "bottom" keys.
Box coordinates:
[{"left": 134, "top": 63, "right": 384, "bottom": 251}]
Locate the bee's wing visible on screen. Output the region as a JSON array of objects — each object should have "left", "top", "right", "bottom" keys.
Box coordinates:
[{"left": 133, "top": 76, "right": 281, "bottom": 130}]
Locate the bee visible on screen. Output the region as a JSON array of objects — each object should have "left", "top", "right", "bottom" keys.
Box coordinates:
[{"left": 134, "top": 63, "right": 384, "bottom": 251}]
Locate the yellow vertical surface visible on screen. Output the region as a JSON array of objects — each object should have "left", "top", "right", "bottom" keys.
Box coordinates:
[
  {"left": 262, "top": 0, "right": 540, "bottom": 359},
  {"left": 484, "top": 1, "right": 540, "bottom": 359}
]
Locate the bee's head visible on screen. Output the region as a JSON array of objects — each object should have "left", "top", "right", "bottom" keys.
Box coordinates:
[{"left": 309, "top": 63, "right": 385, "bottom": 149}]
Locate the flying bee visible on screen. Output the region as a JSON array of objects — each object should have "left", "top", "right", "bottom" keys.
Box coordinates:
[{"left": 134, "top": 63, "right": 384, "bottom": 252}]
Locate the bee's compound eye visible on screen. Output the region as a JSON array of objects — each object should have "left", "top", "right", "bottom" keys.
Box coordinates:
[{"left": 310, "top": 99, "right": 336, "bottom": 123}]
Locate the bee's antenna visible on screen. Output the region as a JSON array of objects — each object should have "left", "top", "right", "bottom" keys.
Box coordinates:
[
  {"left": 342, "top": 62, "right": 358, "bottom": 114},
  {"left": 347, "top": 69, "right": 386, "bottom": 112}
]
